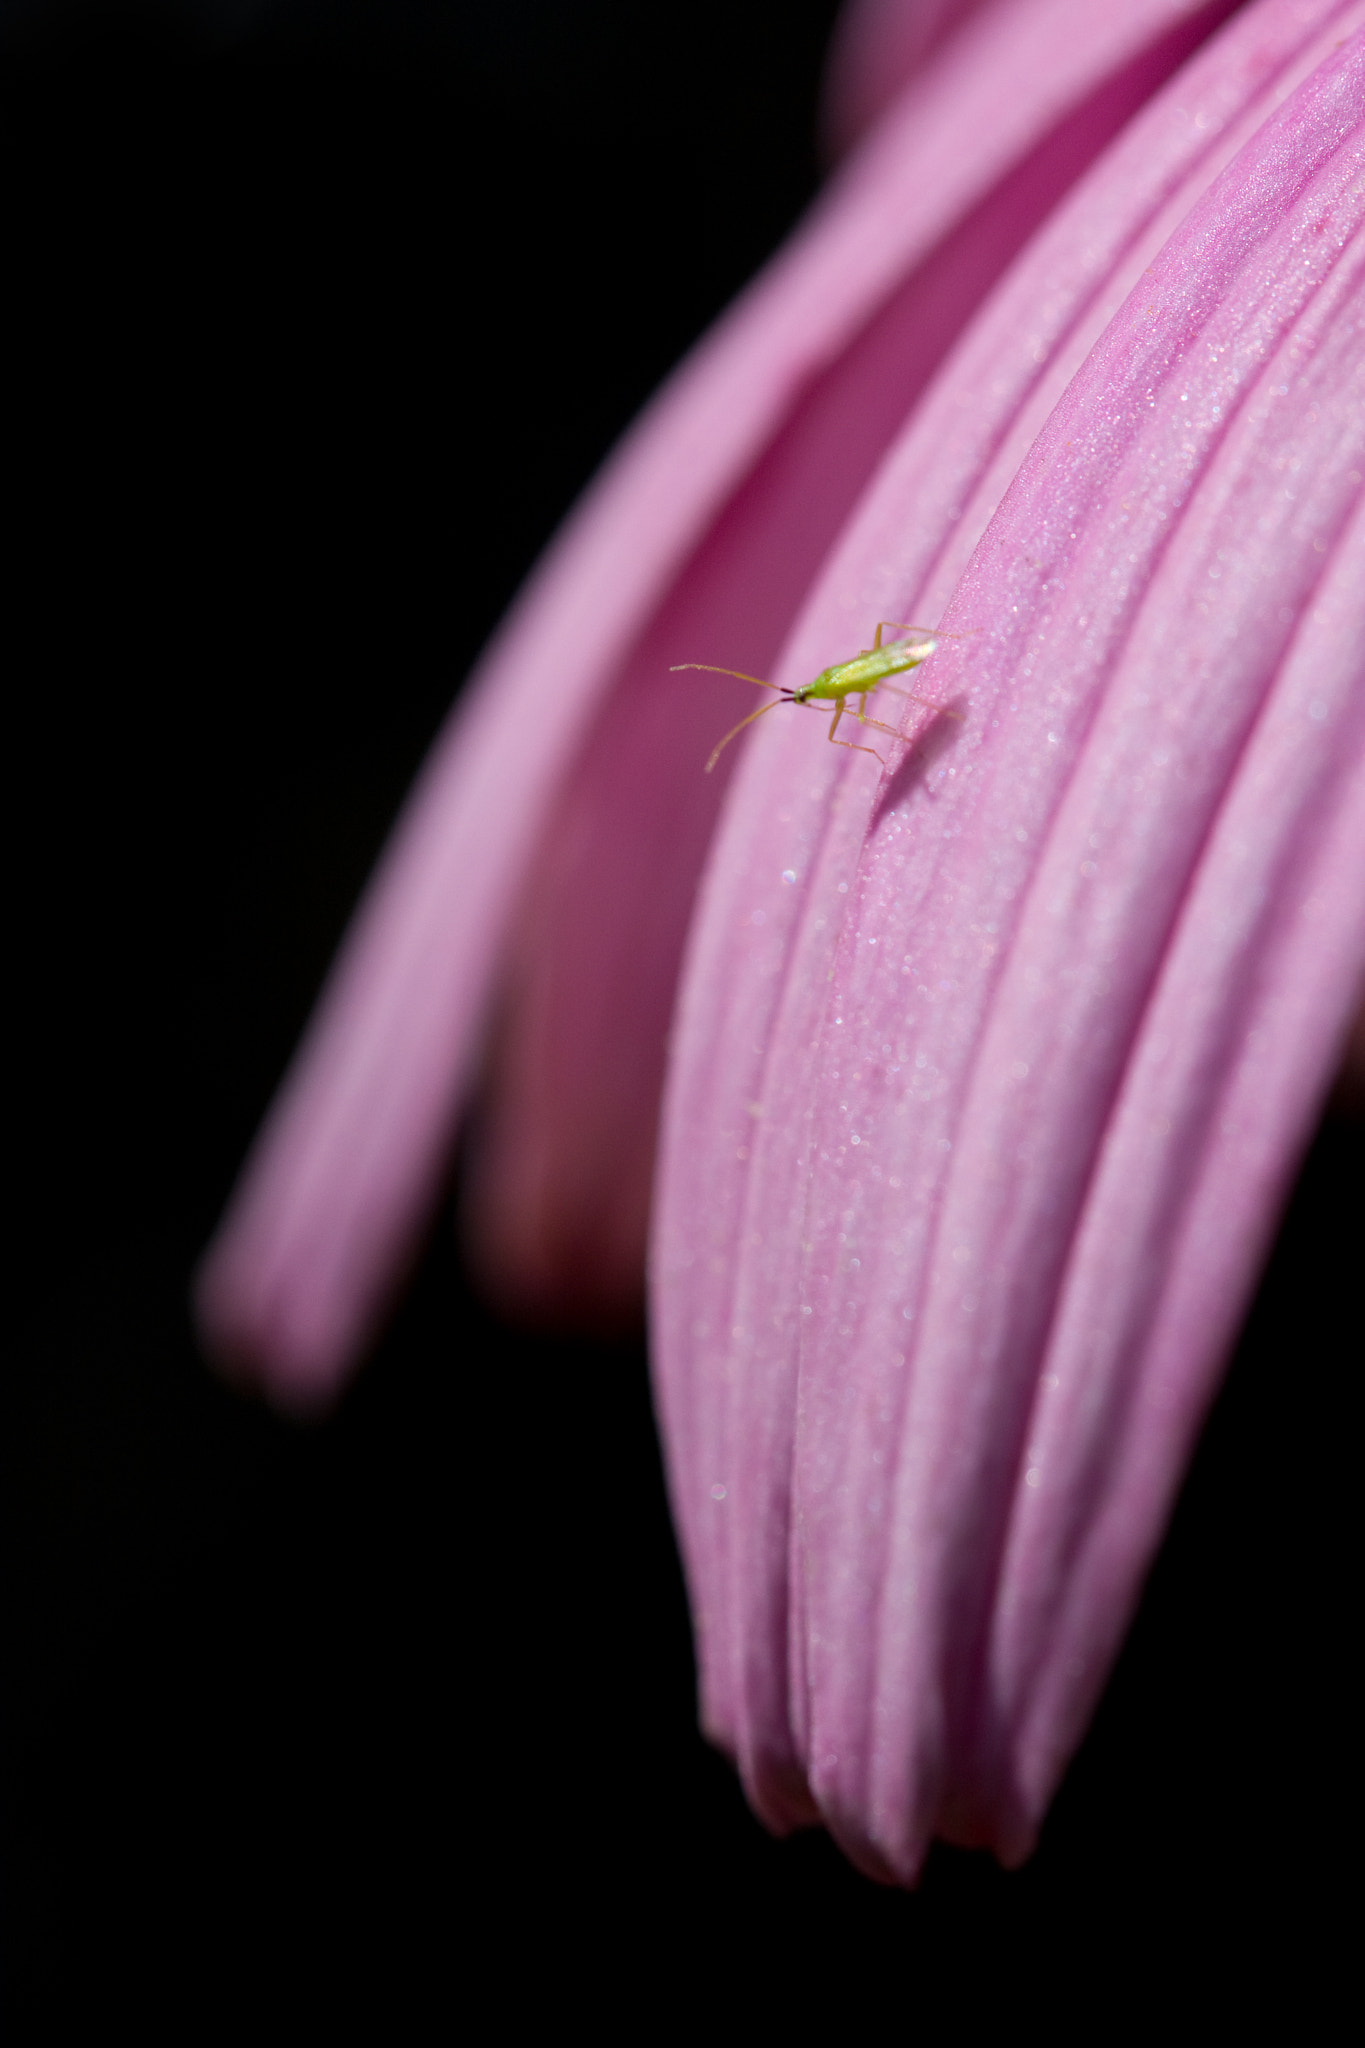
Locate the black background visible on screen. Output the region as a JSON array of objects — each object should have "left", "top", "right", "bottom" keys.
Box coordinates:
[{"left": 3, "top": 0, "right": 1358, "bottom": 2027}]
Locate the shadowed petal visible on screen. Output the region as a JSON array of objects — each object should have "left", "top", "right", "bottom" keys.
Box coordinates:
[{"left": 820, "top": 0, "right": 993, "bottom": 157}]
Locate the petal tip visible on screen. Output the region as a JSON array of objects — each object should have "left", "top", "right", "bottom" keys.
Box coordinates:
[{"left": 191, "top": 1240, "right": 357, "bottom": 1420}]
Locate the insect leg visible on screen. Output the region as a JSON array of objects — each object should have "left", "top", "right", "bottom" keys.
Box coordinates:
[
  {"left": 852, "top": 691, "right": 898, "bottom": 735},
  {"left": 874, "top": 622, "right": 939, "bottom": 657},
  {"left": 877, "top": 620, "right": 981, "bottom": 643},
  {"left": 855, "top": 691, "right": 958, "bottom": 746},
  {"left": 876, "top": 620, "right": 939, "bottom": 639},
  {"left": 828, "top": 696, "right": 885, "bottom": 765},
  {"left": 872, "top": 682, "right": 965, "bottom": 721}
]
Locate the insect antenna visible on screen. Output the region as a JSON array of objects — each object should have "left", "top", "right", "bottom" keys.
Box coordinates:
[
  {"left": 704, "top": 696, "right": 786, "bottom": 773},
  {"left": 671, "top": 662, "right": 785, "bottom": 693},
  {"left": 878, "top": 621, "right": 982, "bottom": 637}
]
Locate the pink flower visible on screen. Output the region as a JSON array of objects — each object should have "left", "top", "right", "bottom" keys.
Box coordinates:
[{"left": 198, "top": 0, "right": 1365, "bottom": 1879}]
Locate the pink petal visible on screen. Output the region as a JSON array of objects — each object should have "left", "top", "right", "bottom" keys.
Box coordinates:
[
  {"left": 654, "top": 1, "right": 1365, "bottom": 1874},
  {"left": 454, "top": 0, "right": 1245, "bottom": 1326},
  {"left": 820, "top": 0, "right": 994, "bottom": 158},
  {"left": 989, "top": 498, "right": 1365, "bottom": 1856},
  {"left": 198, "top": 0, "right": 1232, "bottom": 1401}
]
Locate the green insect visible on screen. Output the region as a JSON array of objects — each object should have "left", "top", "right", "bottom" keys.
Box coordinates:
[{"left": 673, "top": 620, "right": 964, "bottom": 774}]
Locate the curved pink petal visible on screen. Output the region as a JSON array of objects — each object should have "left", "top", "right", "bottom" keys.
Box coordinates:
[
  {"left": 989, "top": 496, "right": 1365, "bottom": 1853},
  {"left": 197, "top": 0, "right": 1235, "bottom": 1400},
  {"left": 820, "top": 0, "right": 993, "bottom": 157},
  {"left": 654, "top": 1, "right": 1365, "bottom": 1873},
  {"left": 458, "top": 0, "right": 1247, "bottom": 1328}
]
